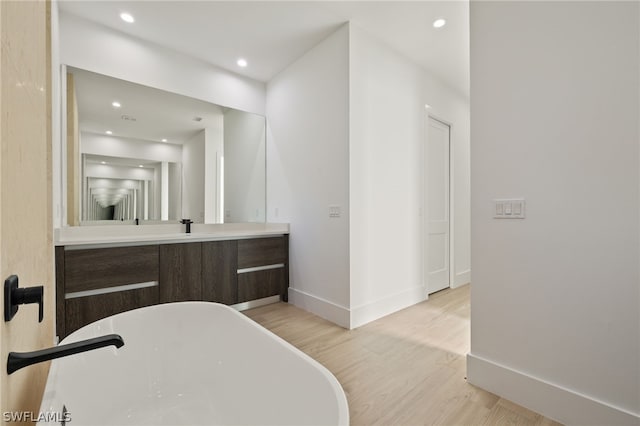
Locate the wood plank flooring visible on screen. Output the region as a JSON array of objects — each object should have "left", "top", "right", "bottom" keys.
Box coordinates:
[{"left": 244, "top": 285, "right": 562, "bottom": 426}]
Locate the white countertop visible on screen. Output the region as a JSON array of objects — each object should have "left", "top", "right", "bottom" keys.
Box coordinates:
[{"left": 55, "top": 222, "right": 289, "bottom": 249}]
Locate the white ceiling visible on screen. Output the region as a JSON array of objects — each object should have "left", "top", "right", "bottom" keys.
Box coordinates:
[
  {"left": 71, "top": 66, "right": 227, "bottom": 144},
  {"left": 59, "top": 1, "right": 470, "bottom": 97}
]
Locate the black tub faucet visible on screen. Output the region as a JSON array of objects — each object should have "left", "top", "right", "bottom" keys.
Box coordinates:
[
  {"left": 7, "top": 334, "right": 124, "bottom": 374},
  {"left": 180, "top": 218, "right": 193, "bottom": 234}
]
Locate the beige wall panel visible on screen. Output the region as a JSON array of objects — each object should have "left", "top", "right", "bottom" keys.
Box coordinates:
[
  {"left": 65, "top": 72, "right": 79, "bottom": 226},
  {"left": 0, "top": 0, "right": 54, "bottom": 419}
]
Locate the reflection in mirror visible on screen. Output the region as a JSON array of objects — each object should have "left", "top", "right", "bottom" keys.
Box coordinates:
[
  {"left": 82, "top": 154, "right": 181, "bottom": 221},
  {"left": 67, "top": 66, "right": 266, "bottom": 225}
]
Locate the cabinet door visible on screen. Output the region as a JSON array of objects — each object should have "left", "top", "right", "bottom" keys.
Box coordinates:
[
  {"left": 202, "top": 240, "right": 238, "bottom": 305},
  {"left": 159, "top": 243, "right": 202, "bottom": 302}
]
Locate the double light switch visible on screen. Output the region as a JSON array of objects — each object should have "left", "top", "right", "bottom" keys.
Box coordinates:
[{"left": 494, "top": 199, "right": 525, "bottom": 219}]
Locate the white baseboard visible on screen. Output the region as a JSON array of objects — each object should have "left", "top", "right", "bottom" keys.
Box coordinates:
[
  {"left": 453, "top": 269, "right": 471, "bottom": 288},
  {"left": 350, "top": 286, "right": 427, "bottom": 329},
  {"left": 289, "top": 286, "right": 428, "bottom": 330},
  {"left": 467, "top": 353, "right": 639, "bottom": 425},
  {"left": 288, "top": 287, "right": 350, "bottom": 328}
]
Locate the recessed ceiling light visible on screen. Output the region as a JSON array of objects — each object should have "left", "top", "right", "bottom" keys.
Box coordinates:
[
  {"left": 138, "top": 165, "right": 144, "bottom": 168},
  {"left": 101, "top": 161, "right": 106, "bottom": 164},
  {"left": 120, "top": 12, "right": 135, "bottom": 23},
  {"left": 112, "top": 101, "right": 121, "bottom": 108},
  {"left": 433, "top": 18, "right": 446, "bottom": 29},
  {"left": 105, "top": 130, "right": 113, "bottom": 135},
  {"left": 237, "top": 58, "right": 248, "bottom": 68},
  {"left": 161, "top": 138, "right": 168, "bottom": 142}
]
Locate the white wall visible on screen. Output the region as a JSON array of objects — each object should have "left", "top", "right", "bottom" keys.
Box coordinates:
[
  {"left": 84, "top": 164, "right": 154, "bottom": 181},
  {"left": 182, "top": 130, "right": 206, "bottom": 222},
  {"left": 267, "top": 23, "right": 470, "bottom": 329},
  {"left": 267, "top": 24, "right": 351, "bottom": 327},
  {"left": 81, "top": 132, "right": 183, "bottom": 163},
  {"left": 59, "top": 12, "right": 265, "bottom": 115},
  {"left": 224, "top": 109, "right": 266, "bottom": 223},
  {"left": 349, "top": 25, "right": 470, "bottom": 328},
  {"left": 468, "top": 2, "right": 639, "bottom": 425}
]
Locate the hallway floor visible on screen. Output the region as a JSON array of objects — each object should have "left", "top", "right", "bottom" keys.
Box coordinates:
[{"left": 244, "top": 285, "right": 562, "bottom": 426}]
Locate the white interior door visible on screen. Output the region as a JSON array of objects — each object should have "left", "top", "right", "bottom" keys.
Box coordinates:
[{"left": 426, "top": 117, "right": 450, "bottom": 294}]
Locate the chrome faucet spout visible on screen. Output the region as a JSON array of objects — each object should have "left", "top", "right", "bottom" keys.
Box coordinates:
[{"left": 7, "top": 334, "right": 124, "bottom": 374}]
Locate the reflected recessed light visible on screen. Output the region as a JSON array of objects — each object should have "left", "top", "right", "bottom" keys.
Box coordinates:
[
  {"left": 161, "top": 138, "right": 168, "bottom": 142},
  {"left": 237, "top": 58, "right": 248, "bottom": 68},
  {"left": 101, "top": 161, "right": 106, "bottom": 164},
  {"left": 120, "top": 12, "right": 135, "bottom": 23},
  {"left": 425, "top": 104, "right": 432, "bottom": 109},
  {"left": 138, "top": 165, "right": 144, "bottom": 168},
  {"left": 105, "top": 130, "right": 113, "bottom": 135},
  {"left": 112, "top": 101, "right": 121, "bottom": 108},
  {"left": 433, "top": 18, "right": 446, "bottom": 29}
]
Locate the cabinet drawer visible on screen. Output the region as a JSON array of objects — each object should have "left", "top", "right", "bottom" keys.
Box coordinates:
[
  {"left": 64, "top": 285, "right": 159, "bottom": 338},
  {"left": 237, "top": 268, "right": 286, "bottom": 303},
  {"left": 65, "top": 246, "right": 159, "bottom": 293},
  {"left": 237, "top": 237, "right": 286, "bottom": 269}
]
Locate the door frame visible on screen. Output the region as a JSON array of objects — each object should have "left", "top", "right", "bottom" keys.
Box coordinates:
[{"left": 423, "top": 112, "right": 455, "bottom": 296}]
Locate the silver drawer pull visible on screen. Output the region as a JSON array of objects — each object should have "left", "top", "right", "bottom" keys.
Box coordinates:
[
  {"left": 65, "top": 281, "right": 158, "bottom": 299},
  {"left": 237, "top": 263, "right": 285, "bottom": 274}
]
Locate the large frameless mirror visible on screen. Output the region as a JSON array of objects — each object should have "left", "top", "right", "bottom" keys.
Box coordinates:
[{"left": 65, "top": 66, "right": 266, "bottom": 225}]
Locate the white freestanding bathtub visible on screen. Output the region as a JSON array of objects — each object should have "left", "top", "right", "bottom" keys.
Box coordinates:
[{"left": 38, "top": 302, "right": 349, "bottom": 425}]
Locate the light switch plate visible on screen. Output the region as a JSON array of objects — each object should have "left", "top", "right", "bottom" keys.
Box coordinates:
[
  {"left": 329, "top": 205, "right": 341, "bottom": 218},
  {"left": 494, "top": 199, "right": 525, "bottom": 219}
]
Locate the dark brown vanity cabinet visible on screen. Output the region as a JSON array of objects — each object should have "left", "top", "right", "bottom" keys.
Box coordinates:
[
  {"left": 159, "top": 243, "right": 203, "bottom": 303},
  {"left": 56, "top": 245, "right": 160, "bottom": 339},
  {"left": 55, "top": 235, "right": 289, "bottom": 339},
  {"left": 237, "top": 237, "right": 288, "bottom": 303},
  {"left": 200, "top": 237, "right": 289, "bottom": 305},
  {"left": 202, "top": 240, "right": 238, "bottom": 305}
]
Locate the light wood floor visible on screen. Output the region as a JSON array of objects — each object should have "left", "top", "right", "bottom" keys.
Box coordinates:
[{"left": 244, "top": 285, "right": 562, "bottom": 426}]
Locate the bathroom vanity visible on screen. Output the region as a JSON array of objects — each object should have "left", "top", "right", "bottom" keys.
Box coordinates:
[
  {"left": 55, "top": 66, "right": 282, "bottom": 339},
  {"left": 54, "top": 224, "right": 289, "bottom": 339}
]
